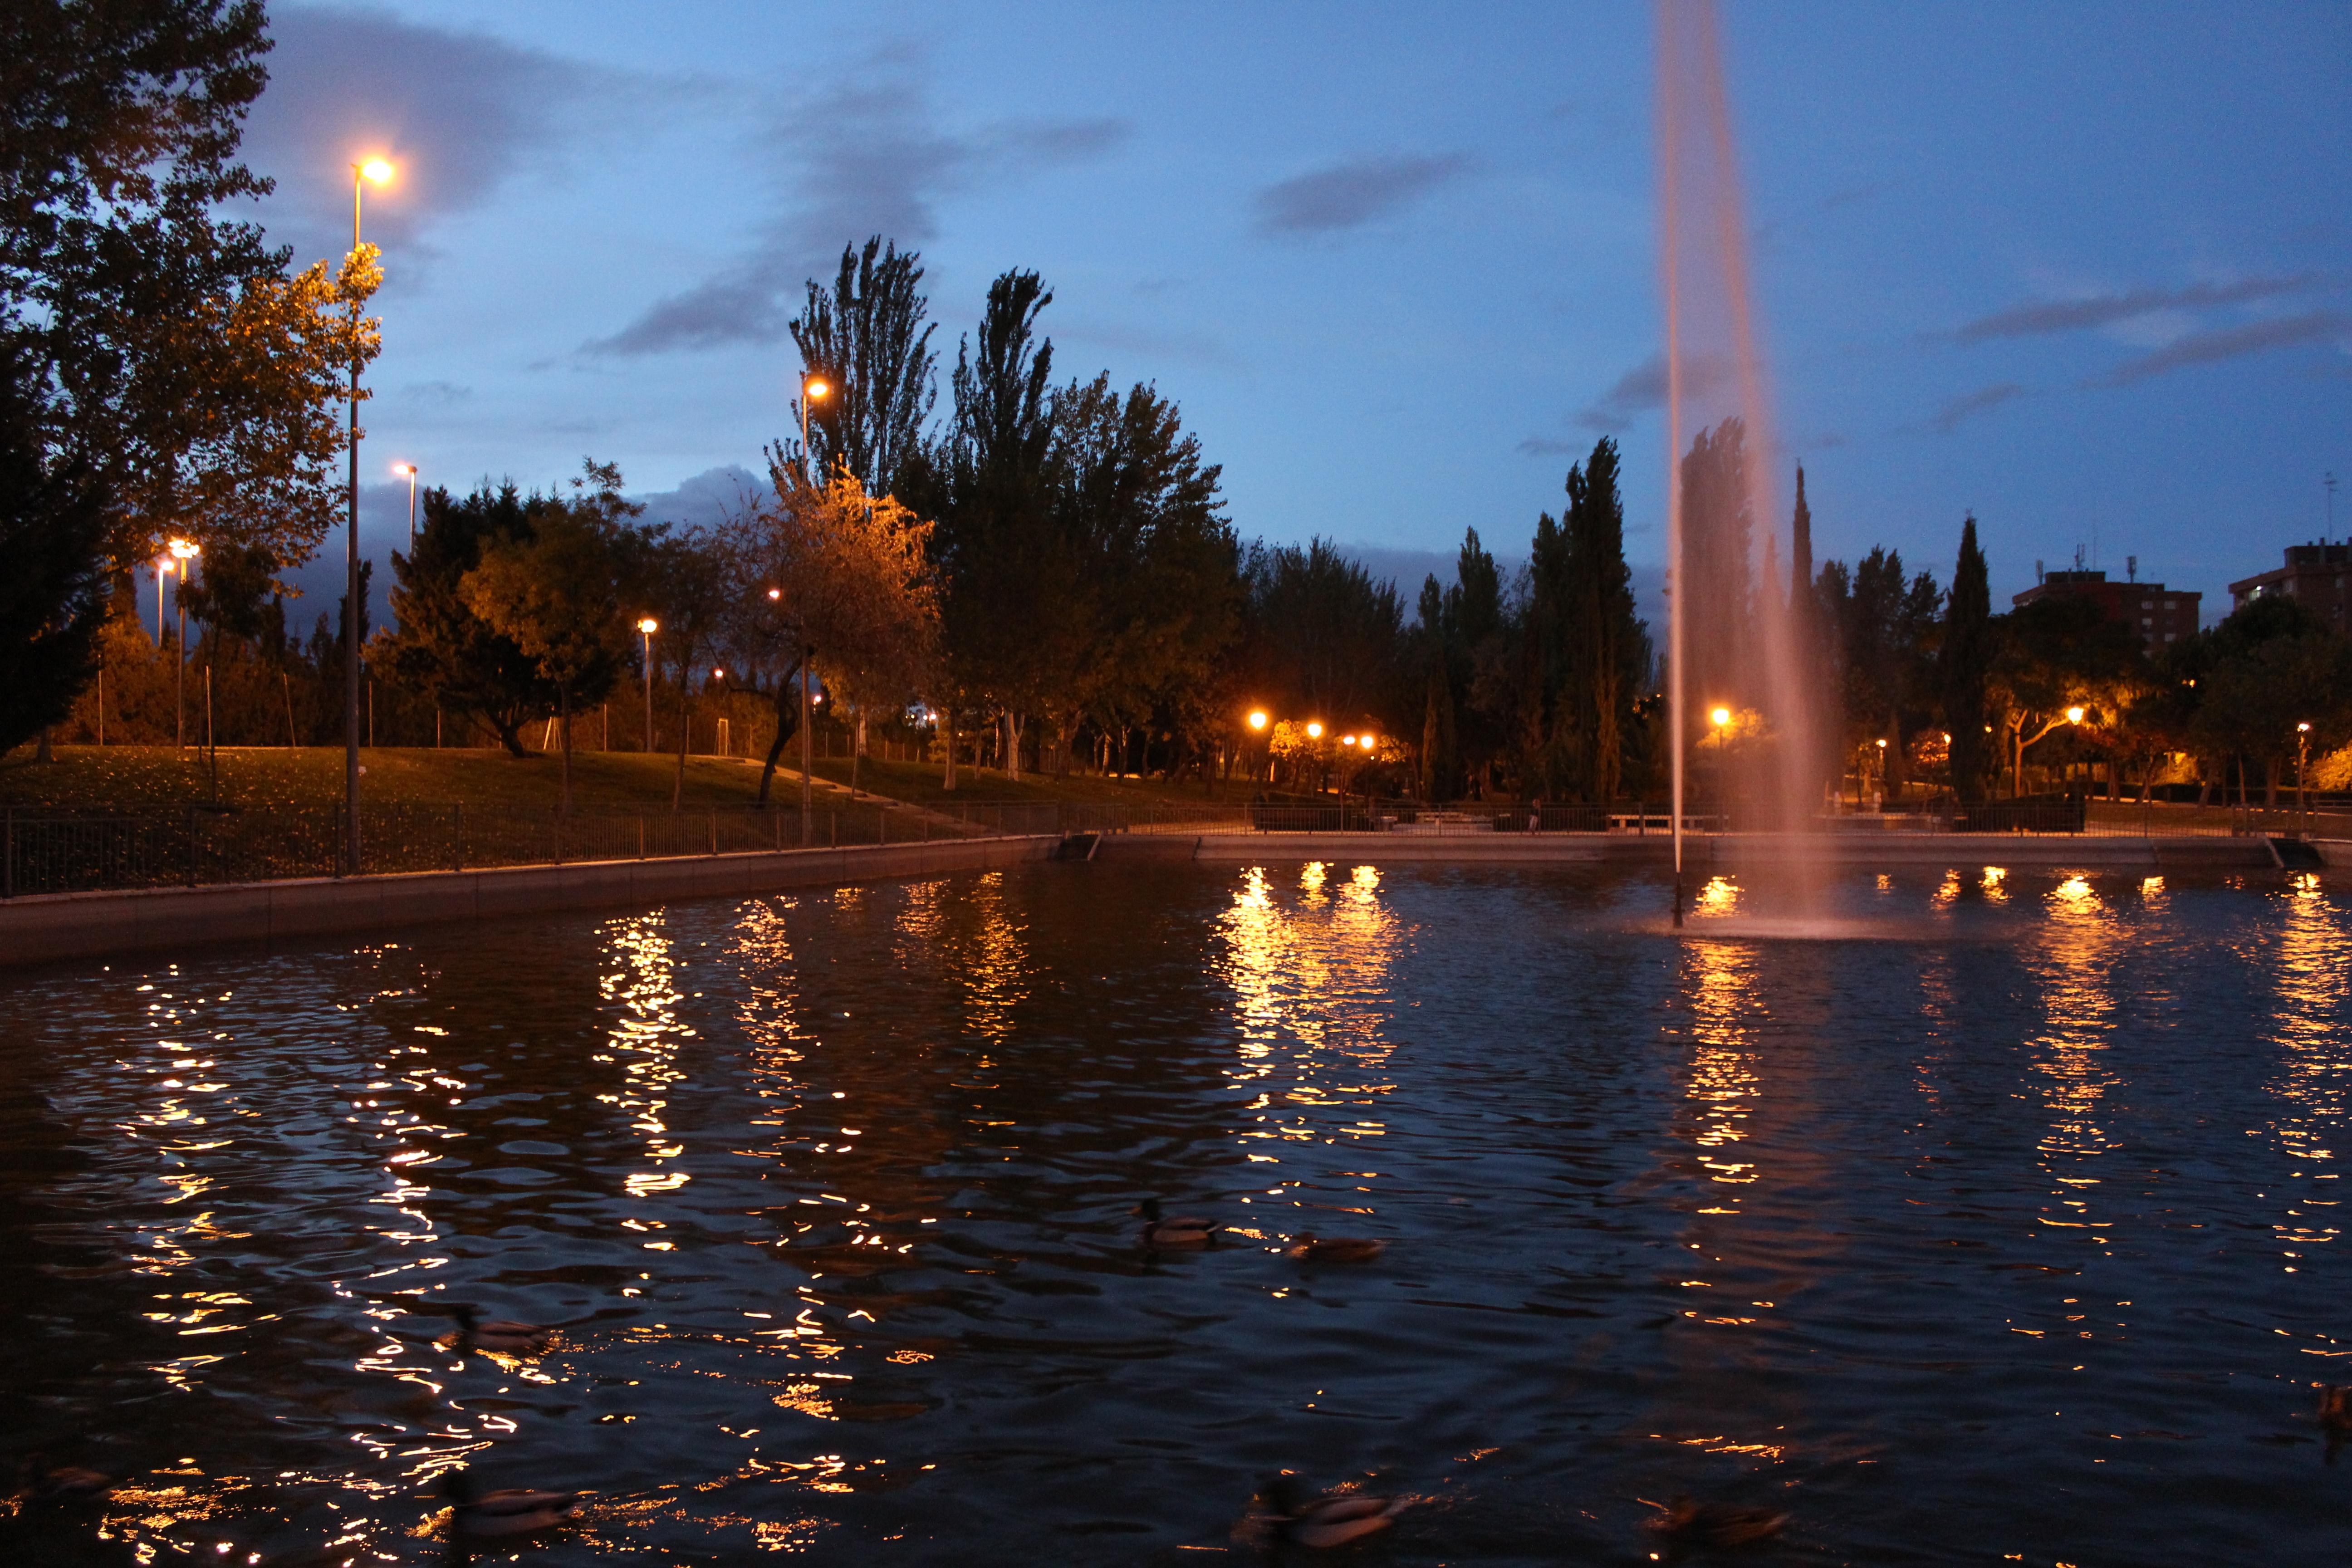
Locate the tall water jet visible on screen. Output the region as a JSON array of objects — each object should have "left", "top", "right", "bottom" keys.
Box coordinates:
[{"left": 1656, "top": 0, "right": 1826, "bottom": 923}]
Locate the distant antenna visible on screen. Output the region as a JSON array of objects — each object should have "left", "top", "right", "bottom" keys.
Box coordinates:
[
  {"left": 2073, "top": 544, "right": 2086, "bottom": 572},
  {"left": 2035, "top": 558, "right": 2045, "bottom": 583},
  {"left": 2127, "top": 554, "right": 2137, "bottom": 583},
  {"left": 2329, "top": 472, "right": 2339, "bottom": 543}
]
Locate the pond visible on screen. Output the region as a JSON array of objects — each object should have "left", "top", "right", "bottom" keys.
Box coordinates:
[{"left": 0, "top": 861, "right": 2345, "bottom": 1564}]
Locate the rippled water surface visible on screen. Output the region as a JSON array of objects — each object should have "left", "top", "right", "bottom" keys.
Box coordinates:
[{"left": 4, "top": 862, "right": 2350, "bottom": 1565}]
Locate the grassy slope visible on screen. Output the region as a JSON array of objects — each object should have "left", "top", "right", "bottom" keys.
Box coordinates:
[{"left": 0, "top": 746, "right": 1254, "bottom": 813}]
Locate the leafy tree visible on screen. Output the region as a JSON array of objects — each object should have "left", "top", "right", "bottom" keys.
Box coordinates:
[
  {"left": 1940, "top": 516, "right": 1994, "bottom": 801},
  {"left": 1678, "top": 417, "right": 1755, "bottom": 715},
  {"left": 458, "top": 464, "right": 640, "bottom": 809},
  {"left": 1239, "top": 540, "right": 1408, "bottom": 775},
  {"left": 1553, "top": 438, "right": 1648, "bottom": 800},
  {"left": 4, "top": 1, "right": 380, "bottom": 569},
  {"left": 789, "top": 237, "right": 938, "bottom": 496},
  {"left": 378, "top": 483, "right": 559, "bottom": 755},
  {"left": 916, "top": 268, "right": 1060, "bottom": 780},
  {"left": 0, "top": 339, "right": 107, "bottom": 755},
  {"left": 738, "top": 467, "right": 938, "bottom": 820},
  {"left": 637, "top": 523, "right": 734, "bottom": 808},
  {"left": 1817, "top": 547, "right": 1940, "bottom": 798},
  {"left": 2176, "top": 596, "right": 2352, "bottom": 804},
  {"left": 1985, "top": 594, "right": 2140, "bottom": 797}
]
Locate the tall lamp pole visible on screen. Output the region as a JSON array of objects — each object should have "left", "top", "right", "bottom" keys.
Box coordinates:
[
  {"left": 637, "top": 619, "right": 659, "bottom": 752},
  {"left": 345, "top": 157, "right": 393, "bottom": 874},
  {"left": 169, "top": 539, "right": 198, "bottom": 747},
  {"left": 397, "top": 462, "right": 418, "bottom": 539},
  {"left": 2298, "top": 721, "right": 2313, "bottom": 833},
  {"left": 799, "top": 374, "right": 831, "bottom": 485}
]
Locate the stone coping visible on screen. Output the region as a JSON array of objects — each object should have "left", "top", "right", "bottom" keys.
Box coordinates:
[{"left": 0, "top": 835, "right": 1056, "bottom": 971}]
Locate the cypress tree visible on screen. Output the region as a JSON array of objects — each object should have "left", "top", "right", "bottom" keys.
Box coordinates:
[{"left": 1941, "top": 514, "right": 1994, "bottom": 802}]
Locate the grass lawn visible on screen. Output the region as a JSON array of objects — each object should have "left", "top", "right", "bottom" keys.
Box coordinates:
[{"left": 0, "top": 745, "right": 1260, "bottom": 813}]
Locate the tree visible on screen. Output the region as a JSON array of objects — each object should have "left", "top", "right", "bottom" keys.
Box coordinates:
[
  {"left": 1555, "top": 437, "right": 1649, "bottom": 801},
  {"left": 1986, "top": 594, "right": 2140, "bottom": 797},
  {"left": 0, "top": 339, "right": 108, "bottom": 755},
  {"left": 739, "top": 467, "right": 938, "bottom": 823},
  {"left": 2179, "top": 597, "right": 2352, "bottom": 805},
  {"left": 789, "top": 237, "right": 938, "bottom": 496},
  {"left": 378, "top": 483, "right": 560, "bottom": 755},
  {"left": 458, "top": 463, "right": 639, "bottom": 809},
  {"left": 1940, "top": 515, "right": 1995, "bottom": 801},
  {"left": 1678, "top": 418, "right": 1755, "bottom": 715},
  {"left": 637, "top": 524, "right": 733, "bottom": 808},
  {"left": 916, "top": 268, "right": 1061, "bottom": 781},
  {"left": 3, "top": 1, "right": 382, "bottom": 727}
]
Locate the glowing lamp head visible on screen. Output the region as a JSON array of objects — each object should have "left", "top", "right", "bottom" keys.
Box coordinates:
[
  {"left": 1875, "top": 738, "right": 1888, "bottom": 750},
  {"left": 1710, "top": 706, "right": 1731, "bottom": 728},
  {"left": 803, "top": 376, "right": 831, "bottom": 401},
  {"left": 636, "top": 617, "right": 658, "bottom": 635},
  {"left": 2299, "top": 721, "right": 2313, "bottom": 733},
  {"left": 393, "top": 462, "right": 416, "bottom": 477},
  {"left": 2065, "top": 706, "right": 2085, "bottom": 724},
  {"left": 1247, "top": 710, "right": 1268, "bottom": 731},
  {"left": 712, "top": 667, "right": 725, "bottom": 680},
  {"left": 1342, "top": 734, "right": 1357, "bottom": 747},
  {"left": 1305, "top": 721, "right": 1323, "bottom": 740},
  {"left": 359, "top": 158, "right": 394, "bottom": 184},
  {"left": 767, "top": 587, "right": 781, "bottom": 601},
  {"left": 168, "top": 538, "right": 199, "bottom": 560}
]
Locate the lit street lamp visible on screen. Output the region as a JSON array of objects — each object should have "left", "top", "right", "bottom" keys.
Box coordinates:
[
  {"left": 799, "top": 374, "right": 831, "bottom": 483},
  {"left": 154, "top": 552, "right": 175, "bottom": 646},
  {"left": 637, "top": 618, "right": 659, "bottom": 751},
  {"left": 2299, "top": 720, "right": 2313, "bottom": 827},
  {"left": 395, "top": 461, "right": 418, "bottom": 539},
  {"left": 169, "top": 538, "right": 199, "bottom": 747},
  {"left": 344, "top": 155, "right": 393, "bottom": 876}
]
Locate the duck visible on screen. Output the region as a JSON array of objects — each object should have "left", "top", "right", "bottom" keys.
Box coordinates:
[
  {"left": 1134, "top": 1197, "right": 1219, "bottom": 1249},
  {"left": 437, "top": 1303, "right": 553, "bottom": 1355},
  {"left": 1644, "top": 1497, "right": 1791, "bottom": 1548},
  {"left": 1257, "top": 1473, "right": 1411, "bottom": 1549},
  {"left": 2320, "top": 1385, "right": 2352, "bottom": 1431},
  {"left": 1286, "top": 1233, "right": 1387, "bottom": 1264},
  {"left": 14, "top": 1454, "right": 114, "bottom": 1503},
  {"left": 441, "top": 1467, "right": 579, "bottom": 1537}
]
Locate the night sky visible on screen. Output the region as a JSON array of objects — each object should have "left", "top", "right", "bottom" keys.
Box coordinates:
[{"left": 226, "top": 2, "right": 2350, "bottom": 630}]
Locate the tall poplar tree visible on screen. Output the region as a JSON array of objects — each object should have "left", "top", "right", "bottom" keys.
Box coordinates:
[
  {"left": 1941, "top": 514, "right": 1994, "bottom": 801},
  {"left": 788, "top": 236, "right": 937, "bottom": 495}
]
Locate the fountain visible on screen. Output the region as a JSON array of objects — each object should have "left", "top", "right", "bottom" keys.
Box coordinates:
[{"left": 1656, "top": 0, "right": 1829, "bottom": 928}]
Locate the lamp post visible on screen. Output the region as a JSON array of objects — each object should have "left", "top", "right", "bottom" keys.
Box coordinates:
[
  {"left": 168, "top": 538, "right": 198, "bottom": 747},
  {"left": 395, "top": 461, "right": 418, "bottom": 539},
  {"left": 637, "top": 618, "right": 658, "bottom": 752},
  {"left": 2298, "top": 720, "right": 2312, "bottom": 831},
  {"left": 799, "top": 374, "right": 831, "bottom": 485},
  {"left": 155, "top": 554, "right": 174, "bottom": 645},
  {"left": 344, "top": 156, "right": 393, "bottom": 876}
]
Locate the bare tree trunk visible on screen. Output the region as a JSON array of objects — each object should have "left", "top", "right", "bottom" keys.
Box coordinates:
[
  {"left": 755, "top": 659, "right": 802, "bottom": 807},
  {"left": 1003, "top": 710, "right": 1019, "bottom": 783},
  {"left": 850, "top": 707, "right": 865, "bottom": 798}
]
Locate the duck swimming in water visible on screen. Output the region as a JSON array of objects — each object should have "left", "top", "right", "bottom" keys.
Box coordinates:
[
  {"left": 1644, "top": 1497, "right": 1791, "bottom": 1548},
  {"left": 437, "top": 1303, "right": 553, "bottom": 1355},
  {"left": 1134, "top": 1197, "right": 1219, "bottom": 1249},
  {"left": 1255, "top": 1473, "right": 1411, "bottom": 1549},
  {"left": 13, "top": 1455, "right": 113, "bottom": 1503},
  {"left": 1286, "top": 1233, "right": 1386, "bottom": 1263},
  {"left": 441, "top": 1467, "right": 579, "bottom": 1537}
]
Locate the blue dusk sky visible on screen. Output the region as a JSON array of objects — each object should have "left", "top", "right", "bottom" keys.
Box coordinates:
[{"left": 231, "top": 1, "right": 2351, "bottom": 629}]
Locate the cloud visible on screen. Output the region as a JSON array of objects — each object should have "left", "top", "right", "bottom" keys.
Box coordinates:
[
  {"left": 1555, "top": 351, "right": 1730, "bottom": 436},
  {"left": 1950, "top": 275, "right": 2324, "bottom": 343},
  {"left": 1252, "top": 153, "right": 1474, "bottom": 235},
  {"left": 631, "top": 465, "right": 767, "bottom": 528},
  {"left": 2095, "top": 311, "right": 2349, "bottom": 386},
  {"left": 240, "top": 6, "right": 583, "bottom": 260},
  {"left": 1931, "top": 381, "right": 2028, "bottom": 432},
  {"left": 588, "top": 62, "right": 1127, "bottom": 356}
]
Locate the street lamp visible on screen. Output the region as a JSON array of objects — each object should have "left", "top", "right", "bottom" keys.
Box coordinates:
[
  {"left": 154, "top": 553, "right": 175, "bottom": 645},
  {"left": 2065, "top": 706, "right": 2085, "bottom": 725},
  {"left": 344, "top": 154, "right": 393, "bottom": 876},
  {"left": 2299, "top": 720, "right": 2313, "bottom": 826},
  {"left": 637, "top": 617, "right": 658, "bottom": 751},
  {"left": 168, "top": 538, "right": 199, "bottom": 747},
  {"left": 798, "top": 374, "right": 831, "bottom": 484},
  {"left": 1305, "top": 721, "right": 1323, "bottom": 740},
  {"left": 394, "top": 461, "right": 418, "bottom": 539},
  {"left": 1247, "top": 710, "right": 1268, "bottom": 731}
]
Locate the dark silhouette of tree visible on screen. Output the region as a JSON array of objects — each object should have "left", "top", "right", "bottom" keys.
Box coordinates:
[
  {"left": 1678, "top": 418, "right": 1755, "bottom": 715},
  {"left": 378, "top": 483, "right": 559, "bottom": 755},
  {"left": 1940, "top": 515, "right": 1994, "bottom": 801},
  {"left": 1557, "top": 438, "right": 1647, "bottom": 800},
  {"left": 0, "top": 340, "right": 107, "bottom": 755},
  {"left": 788, "top": 237, "right": 938, "bottom": 495}
]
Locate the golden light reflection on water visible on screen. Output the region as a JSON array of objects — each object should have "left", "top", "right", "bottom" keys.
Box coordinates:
[
  {"left": 1217, "top": 864, "right": 1402, "bottom": 1219},
  {"left": 603, "top": 913, "right": 698, "bottom": 1222},
  {"left": 2261, "top": 874, "right": 2347, "bottom": 1271},
  {"left": 2022, "top": 871, "right": 2126, "bottom": 1258},
  {"left": 1680, "top": 935, "right": 1763, "bottom": 1200}
]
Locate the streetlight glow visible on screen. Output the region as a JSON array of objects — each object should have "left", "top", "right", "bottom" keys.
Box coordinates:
[
  {"left": 1710, "top": 706, "right": 1731, "bottom": 728},
  {"left": 1342, "top": 734, "right": 1357, "bottom": 747},
  {"left": 1247, "top": 710, "right": 1268, "bottom": 730},
  {"left": 359, "top": 157, "right": 394, "bottom": 184},
  {"left": 2065, "top": 706, "right": 2085, "bottom": 724},
  {"left": 637, "top": 617, "right": 659, "bottom": 635},
  {"left": 168, "top": 538, "right": 199, "bottom": 560},
  {"left": 767, "top": 587, "right": 781, "bottom": 600},
  {"left": 1305, "top": 721, "right": 1323, "bottom": 740},
  {"left": 804, "top": 377, "right": 830, "bottom": 400}
]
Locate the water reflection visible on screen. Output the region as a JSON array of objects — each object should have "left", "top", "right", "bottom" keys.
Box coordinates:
[{"left": 1, "top": 867, "right": 2349, "bottom": 1565}]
